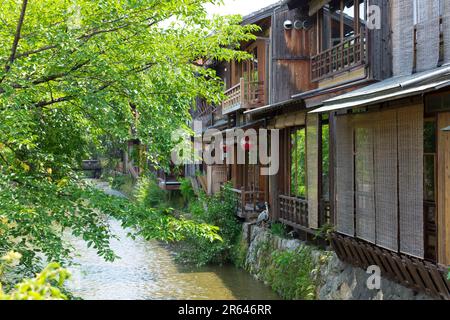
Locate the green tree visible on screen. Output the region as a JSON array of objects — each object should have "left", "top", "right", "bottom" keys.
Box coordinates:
[{"left": 0, "top": 0, "right": 258, "bottom": 273}]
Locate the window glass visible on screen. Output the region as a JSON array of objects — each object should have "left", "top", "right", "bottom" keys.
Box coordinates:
[
  {"left": 331, "top": 8, "right": 342, "bottom": 47},
  {"left": 424, "top": 120, "right": 436, "bottom": 202},
  {"left": 424, "top": 155, "right": 436, "bottom": 202},
  {"left": 343, "top": 0, "right": 355, "bottom": 39},
  {"left": 320, "top": 0, "right": 364, "bottom": 52},
  {"left": 290, "top": 128, "right": 307, "bottom": 198},
  {"left": 359, "top": 0, "right": 366, "bottom": 29},
  {"left": 321, "top": 6, "right": 332, "bottom": 50},
  {"left": 322, "top": 123, "right": 330, "bottom": 202},
  {"left": 424, "top": 120, "right": 436, "bottom": 154}
]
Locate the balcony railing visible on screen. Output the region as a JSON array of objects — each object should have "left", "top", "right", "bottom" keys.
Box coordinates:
[
  {"left": 311, "top": 34, "right": 366, "bottom": 82},
  {"left": 279, "top": 195, "right": 311, "bottom": 233},
  {"left": 231, "top": 187, "right": 264, "bottom": 219},
  {"left": 222, "top": 78, "right": 265, "bottom": 115}
]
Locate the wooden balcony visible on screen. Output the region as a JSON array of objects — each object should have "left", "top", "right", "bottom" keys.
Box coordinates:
[
  {"left": 231, "top": 187, "right": 265, "bottom": 220},
  {"left": 278, "top": 195, "right": 312, "bottom": 234},
  {"left": 222, "top": 78, "right": 265, "bottom": 115},
  {"left": 311, "top": 34, "right": 366, "bottom": 82}
]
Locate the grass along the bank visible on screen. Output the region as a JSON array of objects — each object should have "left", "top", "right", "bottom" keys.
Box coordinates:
[{"left": 254, "top": 240, "right": 323, "bottom": 300}]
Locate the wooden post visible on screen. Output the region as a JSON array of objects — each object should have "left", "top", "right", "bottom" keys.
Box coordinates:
[
  {"left": 239, "top": 77, "right": 245, "bottom": 108},
  {"left": 240, "top": 186, "right": 245, "bottom": 215},
  {"left": 329, "top": 112, "right": 337, "bottom": 226},
  {"left": 269, "top": 173, "right": 279, "bottom": 222},
  {"left": 438, "top": 112, "right": 450, "bottom": 265}
]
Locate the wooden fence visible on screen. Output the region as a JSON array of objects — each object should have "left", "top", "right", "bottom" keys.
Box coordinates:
[{"left": 331, "top": 233, "right": 450, "bottom": 300}]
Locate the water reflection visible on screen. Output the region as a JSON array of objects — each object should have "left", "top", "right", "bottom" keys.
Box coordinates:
[{"left": 66, "top": 218, "right": 279, "bottom": 300}]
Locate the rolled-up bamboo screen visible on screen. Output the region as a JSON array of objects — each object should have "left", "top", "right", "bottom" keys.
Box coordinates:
[
  {"left": 275, "top": 112, "right": 306, "bottom": 129},
  {"left": 374, "top": 109, "right": 398, "bottom": 251},
  {"left": 354, "top": 116, "right": 376, "bottom": 243},
  {"left": 307, "top": 113, "right": 319, "bottom": 229},
  {"left": 335, "top": 115, "right": 354, "bottom": 236},
  {"left": 392, "top": 0, "right": 414, "bottom": 76},
  {"left": 398, "top": 105, "right": 424, "bottom": 258},
  {"left": 416, "top": 0, "right": 440, "bottom": 72}
]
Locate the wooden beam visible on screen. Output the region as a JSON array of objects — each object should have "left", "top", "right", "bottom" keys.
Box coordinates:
[{"left": 437, "top": 112, "right": 450, "bottom": 265}]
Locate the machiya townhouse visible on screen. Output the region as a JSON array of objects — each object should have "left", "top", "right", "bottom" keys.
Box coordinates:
[{"left": 168, "top": 0, "right": 450, "bottom": 299}]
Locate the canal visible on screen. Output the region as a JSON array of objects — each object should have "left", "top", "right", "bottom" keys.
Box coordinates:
[{"left": 66, "top": 183, "right": 279, "bottom": 300}]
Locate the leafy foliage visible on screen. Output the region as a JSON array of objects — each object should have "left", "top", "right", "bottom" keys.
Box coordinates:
[
  {"left": 176, "top": 184, "right": 241, "bottom": 266},
  {"left": 0, "top": 251, "right": 70, "bottom": 300},
  {"left": 257, "top": 241, "right": 318, "bottom": 300},
  {"left": 0, "top": 0, "right": 257, "bottom": 275},
  {"left": 270, "top": 222, "right": 287, "bottom": 238},
  {"left": 290, "top": 128, "right": 306, "bottom": 198},
  {"left": 179, "top": 177, "right": 196, "bottom": 204},
  {"left": 134, "top": 174, "right": 169, "bottom": 208},
  {"left": 231, "top": 233, "right": 248, "bottom": 269},
  {"left": 0, "top": 175, "right": 117, "bottom": 269},
  {"left": 0, "top": 0, "right": 259, "bottom": 172}
]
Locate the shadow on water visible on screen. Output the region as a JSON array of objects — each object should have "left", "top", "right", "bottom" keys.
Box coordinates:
[{"left": 66, "top": 217, "right": 280, "bottom": 300}]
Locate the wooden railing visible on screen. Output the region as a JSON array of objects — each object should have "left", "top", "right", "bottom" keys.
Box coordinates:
[
  {"left": 331, "top": 233, "right": 450, "bottom": 300},
  {"left": 311, "top": 34, "right": 366, "bottom": 82},
  {"left": 192, "top": 101, "right": 224, "bottom": 129},
  {"left": 222, "top": 78, "right": 265, "bottom": 115},
  {"left": 279, "top": 195, "right": 309, "bottom": 231},
  {"left": 231, "top": 187, "right": 264, "bottom": 219}
]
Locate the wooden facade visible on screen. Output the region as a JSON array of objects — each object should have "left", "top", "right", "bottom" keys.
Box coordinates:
[{"left": 187, "top": 0, "right": 450, "bottom": 298}]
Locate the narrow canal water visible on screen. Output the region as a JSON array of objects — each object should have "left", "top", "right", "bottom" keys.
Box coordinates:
[{"left": 66, "top": 183, "right": 279, "bottom": 300}]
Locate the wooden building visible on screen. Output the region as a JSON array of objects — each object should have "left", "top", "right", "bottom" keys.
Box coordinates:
[
  {"left": 188, "top": 0, "right": 450, "bottom": 298},
  {"left": 308, "top": 0, "right": 450, "bottom": 299}
]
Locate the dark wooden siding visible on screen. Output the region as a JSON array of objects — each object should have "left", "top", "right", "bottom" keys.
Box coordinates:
[
  {"left": 368, "top": 0, "right": 392, "bottom": 81},
  {"left": 271, "top": 7, "right": 317, "bottom": 104}
]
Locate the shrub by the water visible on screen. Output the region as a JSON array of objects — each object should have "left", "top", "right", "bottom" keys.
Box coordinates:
[
  {"left": 256, "top": 241, "right": 319, "bottom": 300},
  {"left": 134, "top": 175, "right": 169, "bottom": 208},
  {"left": 176, "top": 184, "right": 241, "bottom": 266}
]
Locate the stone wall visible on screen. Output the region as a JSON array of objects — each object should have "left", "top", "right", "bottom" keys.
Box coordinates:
[{"left": 241, "top": 223, "right": 433, "bottom": 300}]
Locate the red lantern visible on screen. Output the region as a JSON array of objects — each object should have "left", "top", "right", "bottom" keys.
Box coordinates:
[{"left": 241, "top": 136, "right": 253, "bottom": 151}]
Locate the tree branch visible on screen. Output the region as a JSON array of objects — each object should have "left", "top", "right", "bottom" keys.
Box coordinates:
[
  {"left": 14, "top": 10, "right": 165, "bottom": 61},
  {"left": 35, "top": 96, "right": 73, "bottom": 108},
  {"left": 2, "top": 0, "right": 28, "bottom": 80}
]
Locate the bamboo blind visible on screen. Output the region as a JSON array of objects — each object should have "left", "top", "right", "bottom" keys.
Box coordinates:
[
  {"left": 335, "top": 107, "right": 424, "bottom": 257},
  {"left": 354, "top": 117, "right": 376, "bottom": 243},
  {"left": 392, "top": 0, "right": 414, "bottom": 76},
  {"left": 374, "top": 109, "right": 399, "bottom": 252},
  {"left": 444, "top": 0, "right": 450, "bottom": 64},
  {"left": 335, "top": 115, "right": 355, "bottom": 236},
  {"left": 307, "top": 114, "right": 319, "bottom": 229},
  {"left": 416, "top": 0, "right": 441, "bottom": 72},
  {"left": 398, "top": 105, "right": 424, "bottom": 258}
]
